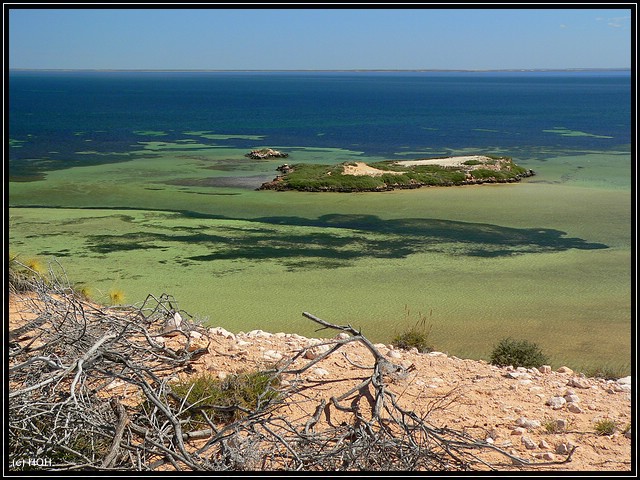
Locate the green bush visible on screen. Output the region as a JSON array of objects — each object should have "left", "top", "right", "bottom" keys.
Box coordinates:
[
  {"left": 471, "top": 168, "right": 501, "bottom": 180},
  {"left": 489, "top": 337, "right": 549, "bottom": 369},
  {"left": 169, "top": 371, "right": 281, "bottom": 427},
  {"left": 391, "top": 307, "right": 434, "bottom": 353},
  {"left": 594, "top": 419, "right": 617, "bottom": 436}
]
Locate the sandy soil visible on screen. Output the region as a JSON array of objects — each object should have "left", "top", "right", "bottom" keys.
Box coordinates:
[
  {"left": 342, "top": 162, "right": 404, "bottom": 176},
  {"left": 201, "top": 328, "right": 633, "bottom": 472},
  {"left": 8, "top": 294, "right": 633, "bottom": 473}
]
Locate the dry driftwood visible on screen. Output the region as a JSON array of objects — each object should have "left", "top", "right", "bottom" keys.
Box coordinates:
[{"left": 8, "top": 260, "right": 576, "bottom": 471}]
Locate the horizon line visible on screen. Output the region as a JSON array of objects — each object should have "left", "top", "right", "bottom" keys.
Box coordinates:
[{"left": 9, "top": 67, "right": 631, "bottom": 73}]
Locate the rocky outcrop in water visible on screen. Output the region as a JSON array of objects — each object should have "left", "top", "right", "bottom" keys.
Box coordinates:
[{"left": 245, "top": 148, "right": 289, "bottom": 160}]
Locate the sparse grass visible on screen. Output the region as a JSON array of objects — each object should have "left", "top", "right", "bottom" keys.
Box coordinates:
[
  {"left": 9, "top": 253, "right": 44, "bottom": 293},
  {"left": 579, "top": 363, "right": 630, "bottom": 380},
  {"left": 594, "top": 419, "right": 618, "bottom": 436},
  {"left": 489, "top": 337, "right": 549, "bottom": 369},
  {"left": 109, "top": 288, "right": 126, "bottom": 305},
  {"left": 73, "top": 283, "right": 94, "bottom": 301},
  {"left": 169, "top": 371, "right": 281, "bottom": 428},
  {"left": 391, "top": 306, "right": 434, "bottom": 353},
  {"left": 24, "top": 257, "right": 46, "bottom": 274},
  {"left": 542, "top": 417, "right": 571, "bottom": 434}
]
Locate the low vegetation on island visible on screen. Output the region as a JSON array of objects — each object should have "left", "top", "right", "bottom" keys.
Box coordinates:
[{"left": 258, "top": 155, "right": 535, "bottom": 192}]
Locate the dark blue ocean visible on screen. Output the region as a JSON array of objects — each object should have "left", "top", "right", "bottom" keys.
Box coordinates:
[{"left": 8, "top": 70, "right": 631, "bottom": 180}]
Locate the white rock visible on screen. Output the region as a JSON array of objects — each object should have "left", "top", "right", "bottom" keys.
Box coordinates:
[
  {"left": 567, "top": 403, "right": 583, "bottom": 413},
  {"left": 106, "top": 379, "right": 125, "bottom": 390},
  {"left": 236, "top": 340, "right": 252, "bottom": 348},
  {"left": 189, "top": 330, "right": 203, "bottom": 340},
  {"left": 555, "top": 419, "right": 569, "bottom": 431},
  {"left": 247, "top": 329, "right": 271, "bottom": 338},
  {"left": 263, "top": 350, "right": 283, "bottom": 361},
  {"left": 617, "top": 376, "right": 631, "bottom": 385},
  {"left": 163, "top": 311, "right": 183, "bottom": 336},
  {"left": 568, "top": 377, "right": 591, "bottom": 389},
  {"left": 556, "top": 366, "right": 574, "bottom": 374},
  {"left": 521, "top": 436, "right": 537, "bottom": 450},
  {"left": 387, "top": 350, "right": 402, "bottom": 359},
  {"left": 334, "top": 332, "right": 351, "bottom": 341},
  {"left": 304, "top": 343, "right": 331, "bottom": 360},
  {"left": 535, "top": 452, "right": 555, "bottom": 461},
  {"left": 312, "top": 367, "right": 329, "bottom": 377},
  {"left": 209, "top": 327, "right": 236, "bottom": 340},
  {"left": 288, "top": 333, "right": 308, "bottom": 341},
  {"left": 546, "top": 396, "right": 567, "bottom": 409},
  {"left": 564, "top": 394, "right": 580, "bottom": 403},
  {"left": 539, "top": 365, "right": 552, "bottom": 374},
  {"left": 516, "top": 418, "right": 541, "bottom": 429}
]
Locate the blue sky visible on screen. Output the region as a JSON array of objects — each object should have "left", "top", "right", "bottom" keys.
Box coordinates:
[{"left": 7, "top": 6, "right": 633, "bottom": 70}]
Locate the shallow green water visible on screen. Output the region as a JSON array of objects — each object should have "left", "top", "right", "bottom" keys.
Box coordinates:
[{"left": 8, "top": 145, "right": 631, "bottom": 373}]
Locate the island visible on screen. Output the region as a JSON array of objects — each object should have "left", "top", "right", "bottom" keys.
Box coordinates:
[{"left": 257, "top": 155, "right": 535, "bottom": 192}]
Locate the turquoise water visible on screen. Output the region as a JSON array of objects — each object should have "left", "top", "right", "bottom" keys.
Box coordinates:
[{"left": 8, "top": 71, "right": 631, "bottom": 372}]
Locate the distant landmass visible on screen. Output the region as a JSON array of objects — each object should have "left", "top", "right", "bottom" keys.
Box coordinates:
[{"left": 9, "top": 68, "right": 631, "bottom": 73}]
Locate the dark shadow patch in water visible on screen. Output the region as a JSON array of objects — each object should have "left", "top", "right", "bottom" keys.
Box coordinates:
[
  {"left": 81, "top": 212, "right": 608, "bottom": 269},
  {"left": 252, "top": 214, "right": 609, "bottom": 255},
  {"left": 167, "top": 175, "right": 274, "bottom": 189},
  {"left": 179, "top": 190, "right": 242, "bottom": 196},
  {"left": 39, "top": 249, "right": 72, "bottom": 257}
]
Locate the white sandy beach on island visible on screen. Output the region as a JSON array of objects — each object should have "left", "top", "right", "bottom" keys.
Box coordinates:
[
  {"left": 342, "top": 155, "right": 494, "bottom": 176},
  {"left": 394, "top": 155, "right": 494, "bottom": 167}
]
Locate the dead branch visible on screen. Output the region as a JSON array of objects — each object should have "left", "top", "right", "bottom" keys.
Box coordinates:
[{"left": 8, "top": 263, "right": 578, "bottom": 471}]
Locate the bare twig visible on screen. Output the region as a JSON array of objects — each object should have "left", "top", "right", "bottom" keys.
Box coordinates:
[{"left": 8, "top": 264, "right": 578, "bottom": 472}]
